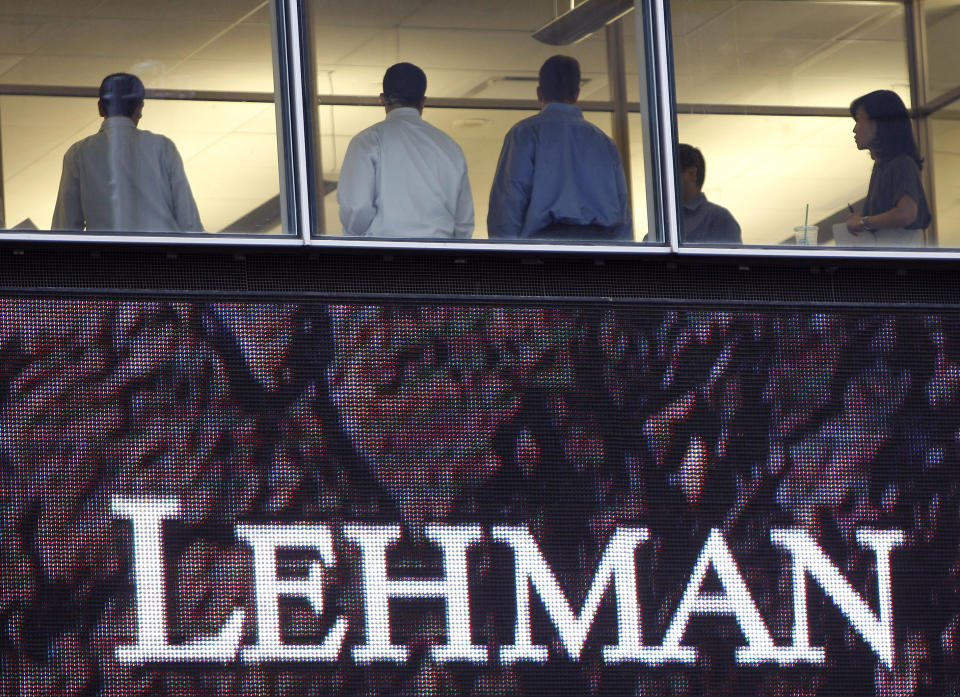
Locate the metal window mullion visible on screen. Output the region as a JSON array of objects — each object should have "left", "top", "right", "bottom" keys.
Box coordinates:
[
  {"left": 606, "top": 19, "right": 632, "bottom": 211},
  {"left": 905, "top": 0, "right": 937, "bottom": 246},
  {"left": 271, "top": 0, "right": 312, "bottom": 242},
  {"left": 636, "top": 0, "right": 679, "bottom": 249}
]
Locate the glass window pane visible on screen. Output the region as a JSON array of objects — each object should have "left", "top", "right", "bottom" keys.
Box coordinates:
[
  {"left": 318, "top": 105, "right": 650, "bottom": 242},
  {"left": 670, "top": 0, "right": 909, "bottom": 108},
  {"left": 677, "top": 114, "right": 873, "bottom": 246},
  {"left": 311, "top": 0, "right": 609, "bottom": 100},
  {"left": 931, "top": 106, "right": 960, "bottom": 246},
  {"left": 926, "top": 0, "right": 960, "bottom": 102},
  {"left": 0, "top": 0, "right": 285, "bottom": 235},
  {"left": 308, "top": 1, "right": 659, "bottom": 246}
]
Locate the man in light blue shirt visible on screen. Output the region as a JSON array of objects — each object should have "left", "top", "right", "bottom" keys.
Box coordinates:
[{"left": 488, "top": 55, "right": 631, "bottom": 241}]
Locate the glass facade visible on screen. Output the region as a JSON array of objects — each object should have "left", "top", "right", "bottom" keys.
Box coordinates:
[
  {"left": 0, "top": 0, "right": 954, "bottom": 251},
  {"left": 0, "top": 0, "right": 286, "bottom": 235}
]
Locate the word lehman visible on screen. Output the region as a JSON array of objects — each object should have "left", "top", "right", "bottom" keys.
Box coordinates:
[{"left": 113, "top": 497, "right": 903, "bottom": 668}]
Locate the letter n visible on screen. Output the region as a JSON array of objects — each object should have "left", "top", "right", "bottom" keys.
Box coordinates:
[{"left": 771, "top": 528, "right": 903, "bottom": 668}]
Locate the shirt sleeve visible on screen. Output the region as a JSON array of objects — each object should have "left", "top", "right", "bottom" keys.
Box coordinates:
[
  {"left": 453, "top": 153, "right": 475, "bottom": 239},
  {"left": 884, "top": 156, "right": 929, "bottom": 227},
  {"left": 487, "top": 125, "right": 535, "bottom": 239},
  {"left": 163, "top": 139, "right": 204, "bottom": 232},
  {"left": 51, "top": 147, "right": 84, "bottom": 231},
  {"left": 337, "top": 131, "right": 379, "bottom": 236}
]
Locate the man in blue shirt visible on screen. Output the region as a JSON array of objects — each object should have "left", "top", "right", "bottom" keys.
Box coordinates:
[
  {"left": 678, "top": 143, "right": 741, "bottom": 244},
  {"left": 487, "top": 55, "right": 632, "bottom": 241}
]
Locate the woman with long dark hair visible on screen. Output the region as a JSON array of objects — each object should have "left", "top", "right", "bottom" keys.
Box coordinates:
[{"left": 845, "top": 90, "right": 931, "bottom": 244}]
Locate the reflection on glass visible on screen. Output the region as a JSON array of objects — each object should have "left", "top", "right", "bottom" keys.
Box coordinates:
[
  {"left": 0, "top": 0, "right": 282, "bottom": 234},
  {"left": 669, "top": 0, "right": 908, "bottom": 108}
]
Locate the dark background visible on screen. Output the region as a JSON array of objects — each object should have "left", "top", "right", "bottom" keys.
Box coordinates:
[{"left": 0, "top": 296, "right": 957, "bottom": 696}]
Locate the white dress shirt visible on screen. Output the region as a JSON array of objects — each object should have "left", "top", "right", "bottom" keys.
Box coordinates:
[
  {"left": 337, "top": 107, "right": 474, "bottom": 238},
  {"left": 52, "top": 116, "right": 203, "bottom": 233}
]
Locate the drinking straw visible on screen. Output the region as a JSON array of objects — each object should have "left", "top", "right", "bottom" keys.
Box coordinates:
[{"left": 804, "top": 203, "right": 809, "bottom": 229}]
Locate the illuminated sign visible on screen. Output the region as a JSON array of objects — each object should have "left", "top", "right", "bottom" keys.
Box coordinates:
[{"left": 112, "top": 497, "right": 904, "bottom": 668}]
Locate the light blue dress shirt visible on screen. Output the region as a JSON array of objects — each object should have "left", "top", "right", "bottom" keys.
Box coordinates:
[{"left": 487, "top": 102, "right": 631, "bottom": 240}]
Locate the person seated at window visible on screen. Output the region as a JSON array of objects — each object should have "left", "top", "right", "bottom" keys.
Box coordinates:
[
  {"left": 678, "top": 143, "right": 741, "bottom": 244},
  {"left": 845, "top": 90, "right": 931, "bottom": 245},
  {"left": 337, "top": 62, "right": 474, "bottom": 239},
  {"left": 52, "top": 73, "right": 203, "bottom": 233},
  {"left": 487, "top": 55, "right": 631, "bottom": 242}
]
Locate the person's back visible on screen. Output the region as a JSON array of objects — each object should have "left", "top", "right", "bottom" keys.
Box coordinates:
[
  {"left": 55, "top": 118, "right": 200, "bottom": 232},
  {"left": 337, "top": 62, "right": 473, "bottom": 238},
  {"left": 52, "top": 73, "right": 202, "bottom": 233},
  {"left": 488, "top": 55, "right": 631, "bottom": 241},
  {"left": 339, "top": 107, "right": 472, "bottom": 238}
]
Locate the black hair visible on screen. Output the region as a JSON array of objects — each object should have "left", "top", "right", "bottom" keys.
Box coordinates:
[
  {"left": 850, "top": 90, "right": 923, "bottom": 169},
  {"left": 382, "top": 63, "right": 427, "bottom": 107},
  {"left": 538, "top": 55, "right": 580, "bottom": 104},
  {"left": 677, "top": 143, "right": 705, "bottom": 189},
  {"left": 98, "top": 73, "right": 145, "bottom": 118}
]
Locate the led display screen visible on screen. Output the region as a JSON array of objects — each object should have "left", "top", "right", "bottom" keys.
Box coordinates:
[{"left": 1, "top": 300, "right": 956, "bottom": 696}]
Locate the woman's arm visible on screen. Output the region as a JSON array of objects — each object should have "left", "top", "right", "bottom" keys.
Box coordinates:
[{"left": 846, "top": 194, "right": 918, "bottom": 233}]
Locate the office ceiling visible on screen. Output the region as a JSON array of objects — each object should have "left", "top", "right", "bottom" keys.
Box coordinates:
[{"left": 0, "top": 0, "right": 956, "bottom": 243}]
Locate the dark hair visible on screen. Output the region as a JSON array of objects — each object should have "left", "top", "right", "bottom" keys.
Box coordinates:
[
  {"left": 99, "top": 73, "right": 145, "bottom": 118},
  {"left": 677, "top": 143, "right": 705, "bottom": 189},
  {"left": 539, "top": 55, "right": 580, "bottom": 103},
  {"left": 850, "top": 90, "right": 923, "bottom": 168},
  {"left": 382, "top": 63, "right": 427, "bottom": 107}
]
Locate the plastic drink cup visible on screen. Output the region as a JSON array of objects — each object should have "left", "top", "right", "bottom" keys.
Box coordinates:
[{"left": 793, "top": 225, "right": 818, "bottom": 245}]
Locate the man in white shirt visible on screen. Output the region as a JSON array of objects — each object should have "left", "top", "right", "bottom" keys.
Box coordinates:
[
  {"left": 337, "top": 62, "right": 473, "bottom": 238},
  {"left": 52, "top": 73, "right": 203, "bottom": 233}
]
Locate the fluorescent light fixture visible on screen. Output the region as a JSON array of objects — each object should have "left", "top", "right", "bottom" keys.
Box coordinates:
[{"left": 532, "top": 0, "right": 634, "bottom": 46}]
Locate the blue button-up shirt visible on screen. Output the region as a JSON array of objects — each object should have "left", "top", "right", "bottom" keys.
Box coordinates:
[{"left": 487, "top": 102, "right": 631, "bottom": 240}]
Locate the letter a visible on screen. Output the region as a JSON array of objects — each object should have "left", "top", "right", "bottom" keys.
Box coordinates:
[{"left": 655, "top": 528, "right": 777, "bottom": 664}]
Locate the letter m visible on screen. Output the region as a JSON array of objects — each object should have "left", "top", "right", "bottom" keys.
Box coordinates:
[{"left": 492, "top": 526, "right": 648, "bottom": 662}]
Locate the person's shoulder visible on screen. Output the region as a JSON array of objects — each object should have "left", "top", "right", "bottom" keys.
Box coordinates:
[
  {"left": 349, "top": 120, "right": 386, "bottom": 148},
  {"left": 505, "top": 112, "right": 544, "bottom": 138},
  {"left": 704, "top": 197, "right": 734, "bottom": 216},
  {"left": 421, "top": 120, "right": 467, "bottom": 156},
  {"left": 66, "top": 129, "right": 106, "bottom": 154},
  {"left": 135, "top": 128, "right": 179, "bottom": 151},
  {"left": 885, "top": 152, "right": 922, "bottom": 174}
]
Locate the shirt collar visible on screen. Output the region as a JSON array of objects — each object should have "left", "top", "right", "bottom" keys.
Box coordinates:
[
  {"left": 542, "top": 102, "right": 583, "bottom": 118},
  {"left": 684, "top": 192, "right": 707, "bottom": 211},
  {"left": 100, "top": 116, "right": 137, "bottom": 131},
  {"left": 386, "top": 107, "right": 422, "bottom": 121}
]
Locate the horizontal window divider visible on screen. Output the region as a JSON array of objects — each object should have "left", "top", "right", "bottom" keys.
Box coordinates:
[
  {"left": 675, "top": 245, "right": 960, "bottom": 260},
  {"left": 0, "top": 83, "right": 276, "bottom": 103},
  {"left": 0, "top": 232, "right": 304, "bottom": 246},
  {"left": 305, "top": 238, "right": 672, "bottom": 254},
  {"left": 923, "top": 83, "right": 960, "bottom": 117},
  {"left": 318, "top": 95, "right": 617, "bottom": 111},
  {"left": 673, "top": 103, "right": 852, "bottom": 117}
]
